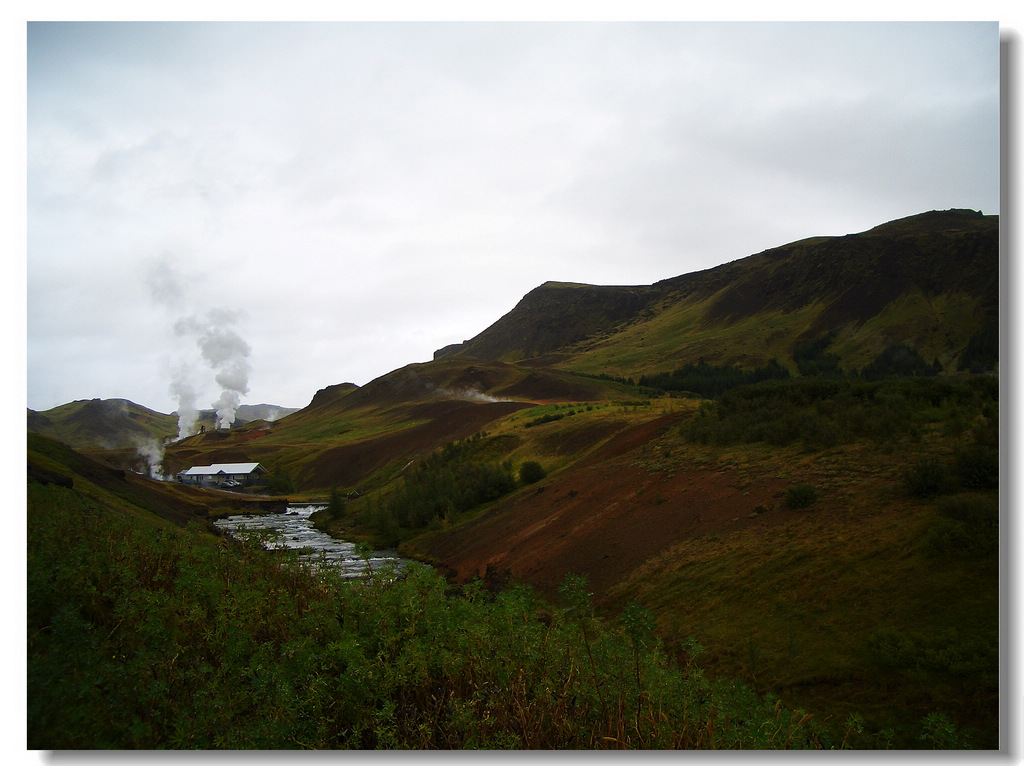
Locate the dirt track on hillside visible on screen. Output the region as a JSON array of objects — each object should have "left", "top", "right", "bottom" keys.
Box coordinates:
[{"left": 417, "top": 414, "right": 793, "bottom": 602}]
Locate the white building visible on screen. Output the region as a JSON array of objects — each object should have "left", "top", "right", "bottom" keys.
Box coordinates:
[{"left": 176, "top": 462, "right": 267, "bottom": 488}]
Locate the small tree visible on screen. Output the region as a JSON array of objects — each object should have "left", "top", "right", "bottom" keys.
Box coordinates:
[
  {"left": 266, "top": 465, "right": 296, "bottom": 495},
  {"left": 327, "top": 486, "right": 346, "bottom": 519},
  {"left": 519, "top": 460, "right": 546, "bottom": 485}
]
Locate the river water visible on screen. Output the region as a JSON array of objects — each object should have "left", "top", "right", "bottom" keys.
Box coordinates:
[{"left": 213, "top": 504, "right": 406, "bottom": 579}]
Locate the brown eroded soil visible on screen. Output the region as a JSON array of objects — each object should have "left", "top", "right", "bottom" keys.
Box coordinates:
[{"left": 415, "top": 413, "right": 791, "bottom": 602}]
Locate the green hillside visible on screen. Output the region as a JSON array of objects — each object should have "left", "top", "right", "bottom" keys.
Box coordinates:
[
  {"left": 27, "top": 398, "right": 179, "bottom": 451},
  {"left": 29, "top": 209, "right": 1000, "bottom": 749},
  {"left": 27, "top": 400, "right": 301, "bottom": 452},
  {"left": 31, "top": 430, "right": 857, "bottom": 750},
  {"left": 398, "top": 375, "right": 998, "bottom": 748},
  {"left": 443, "top": 209, "right": 997, "bottom": 381}
]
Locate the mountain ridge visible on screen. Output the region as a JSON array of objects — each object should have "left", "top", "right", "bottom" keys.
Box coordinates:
[
  {"left": 437, "top": 208, "right": 996, "bottom": 375},
  {"left": 30, "top": 209, "right": 997, "bottom": 453}
]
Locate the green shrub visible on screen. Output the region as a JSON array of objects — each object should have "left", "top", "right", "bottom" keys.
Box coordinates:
[
  {"left": 957, "top": 320, "right": 998, "bottom": 374},
  {"left": 266, "top": 466, "right": 296, "bottom": 495},
  {"left": 679, "top": 377, "right": 998, "bottom": 452},
  {"left": 924, "top": 518, "right": 993, "bottom": 559},
  {"left": 793, "top": 331, "right": 844, "bottom": 378},
  {"left": 868, "top": 625, "right": 997, "bottom": 681},
  {"left": 370, "top": 438, "right": 518, "bottom": 532},
  {"left": 919, "top": 711, "right": 971, "bottom": 750},
  {"left": 801, "top": 413, "right": 841, "bottom": 450},
  {"left": 525, "top": 412, "right": 566, "bottom": 427},
  {"left": 860, "top": 343, "right": 940, "bottom": 380},
  {"left": 867, "top": 626, "right": 918, "bottom": 669},
  {"left": 785, "top": 484, "right": 818, "bottom": 509},
  {"left": 519, "top": 460, "right": 547, "bottom": 485},
  {"left": 639, "top": 358, "right": 790, "bottom": 398},
  {"left": 936, "top": 493, "right": 998, "bottom": 526}
]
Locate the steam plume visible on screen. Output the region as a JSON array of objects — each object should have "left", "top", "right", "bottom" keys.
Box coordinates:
[
  {"left": 437, "top": 386, "right": 510, "bottom": 404},
  {"left": 147, "top": 256, "right": 252, "bottom": 436},
  {"left": 133, "top": 435, "right": 166, "bottom": 480},
  {"left": 170, "top": 375, "right": 199, "bottom": 440},
  {"left": 175, "top": 309, "right": 252, "bottom": 429}
]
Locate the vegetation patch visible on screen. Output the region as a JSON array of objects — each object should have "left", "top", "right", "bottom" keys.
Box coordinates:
[
  {"left": 784, "top": 484, "right": 818, "bottom": 509},
  {"left": 604, "top": 491, "right": 996, "bottom": 748},
  {"left": 639, "top": 358, "right": 791, "bottom": 398},
  {"left": 526, "top": 411, "right": 570, "bottom": 427},
  {"left": 360, "top": 436, "right": 522, "bottom": 545},
  {"left": 519, "top": 460, "right": 547, "bottom": 485},
  {"left": 30, "top": 475, "right": 847, "bottom": 750},
  {"left": 681, "top": 376, "right": 997, "bottom": 452},
  {"left": 922, "top": 493, "right": 998, "bottom": 559}
]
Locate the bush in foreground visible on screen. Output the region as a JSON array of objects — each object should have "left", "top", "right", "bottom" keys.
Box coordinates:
[
  {"left": 28, "top": 478, "right": 845, "bottom": 750},
  {"left": 28, "top": 475, "right": 977, "bottom": 750}
]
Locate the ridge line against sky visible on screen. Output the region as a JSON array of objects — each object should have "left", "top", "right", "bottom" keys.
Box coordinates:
[{"left": 21, "top": 14, "right": 1007, "bottom": 415}]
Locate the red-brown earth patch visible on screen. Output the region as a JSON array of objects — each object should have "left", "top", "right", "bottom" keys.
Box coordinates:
[
  {"left": 303, "top": 399, "right": 531, "bottom": 490},
  {"left": 417, "top": 413, "right": 791, "bottom": 602}
]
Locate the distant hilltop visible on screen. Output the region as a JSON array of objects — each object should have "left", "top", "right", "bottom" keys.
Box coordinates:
[
  {"left": 27, "top": 399, "right": 300, "bottom": 451},
  {"left": 435, "top": 208, "right": 996, "bottom": 375}
]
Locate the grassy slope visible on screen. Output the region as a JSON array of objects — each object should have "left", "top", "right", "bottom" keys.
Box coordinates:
[
  {"left": 602, "top": 431, "right": 998, "bottom": 747},
  {"left": 28, "top": 398, "right": 180, "bottom": 450},
  {"left": 402, "top": 380, "right": 999, "bottom": 748},
  {"left": 326, "top": 397, "right": 679, "bottom": 546},
  {"left": 564, "top": 286, "right": 986, "bottom": 385},
  {"left": 136, "top": 358, "right": 633, "bottom": 500},
  {"left": 453, "top": 210, "right": 997, "bottom": 384},
  {"left": 28, "top": 433, "right": 285, "bottom": 527},
  {"left": 564, "top": 291, "right": 824, "bottom": 376},
  {"left": 42, "top": 210, "right": 999, "bottom": 749},
  {"left": 561, "top": 282, "right": 991, "bottom": 387},
  {"left": 29, "top": 441, "right": 844, "bottom": 750},
  {"left": 31, "top": 379, "right": 997, "bottom": 748}
]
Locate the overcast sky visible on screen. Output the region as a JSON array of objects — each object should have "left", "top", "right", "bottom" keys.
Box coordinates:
[{"left": 26, "top": 20, "right": 1000, "bottom": 415}]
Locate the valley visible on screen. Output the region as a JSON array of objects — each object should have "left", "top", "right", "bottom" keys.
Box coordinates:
[{"left": 27, "top": 209, "right": 1000, "bottom": 749}]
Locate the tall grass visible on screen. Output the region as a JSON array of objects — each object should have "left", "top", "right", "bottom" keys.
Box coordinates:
[{"left": 28, "top": 477, "right": 855, "bottom": 750}]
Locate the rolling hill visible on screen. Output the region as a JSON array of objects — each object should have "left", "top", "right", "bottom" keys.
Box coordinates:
[
  {"left": 29, "top": 208, "right": 1000, "bottom": 748},
  {"left": 438, "top": 208, "right": 997, "bottom": 377},
  {"left": 33, "top": 208, "right": 996, "bottom": 462},
  {"left": 27, "top": 399, "right": 300, "bottom": 451},
  {"left": 26, "top": 398, "right": 179, "bottom": 451}
]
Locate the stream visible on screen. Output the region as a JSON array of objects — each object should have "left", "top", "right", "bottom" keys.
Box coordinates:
[{"left": 213, "top": 504, "right": 407, "bottom": 579}]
